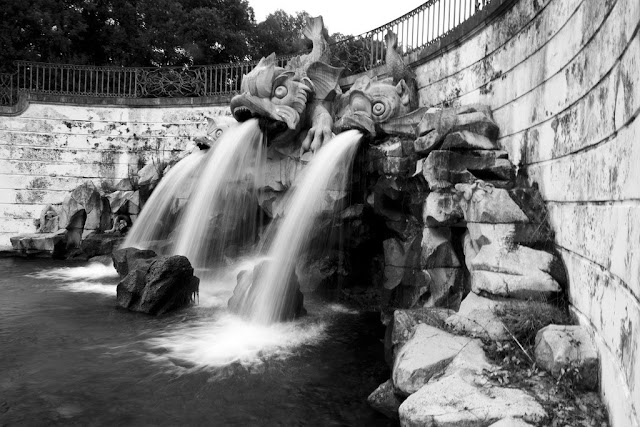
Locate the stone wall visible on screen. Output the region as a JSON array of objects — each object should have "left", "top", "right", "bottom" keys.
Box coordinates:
[
  {"left": 0, "top": 103, "right": 230, "bottom": 247},
  {"left": 412, "top": 0, "right": 639, "bottom": 425}
]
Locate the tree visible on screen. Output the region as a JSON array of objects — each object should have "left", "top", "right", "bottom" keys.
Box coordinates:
[{"left": 249, "top": 10, "right": 312, "bottom": 59}]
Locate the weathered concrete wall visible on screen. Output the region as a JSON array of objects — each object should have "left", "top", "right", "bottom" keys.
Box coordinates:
[
  {"left": 0, "top": 103, "right": 230, "bottom": 247},
  {"left": 413, "top": 0, "right": 639, "bottom": 425}
]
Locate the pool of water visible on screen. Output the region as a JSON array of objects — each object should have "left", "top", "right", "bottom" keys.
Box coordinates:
[{"left": 0, "top": 258, "right": 394, "bottom": 426}]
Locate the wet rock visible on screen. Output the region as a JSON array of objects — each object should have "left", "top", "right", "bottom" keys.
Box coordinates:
[
  {"left": 420, "top": 227, "right": 460, "bottom": 268},
  {"left": 441, "top": 130, "right": 500, "bottom": 150},
  {"left": 111, "top": 247, "right": 157, "bottom": 278},
  {"left": 367, "top": 380, "right": 402, "bottom": 420},
  {"left": 399, "top": 372, "right": 547, "bottom": 427},
  {"left": 228, "top": 261, "right": 305, "bottom": 321},
  {"left": 383, "top": 266, "right": 430, "bottom": 291},
  {"left": 10, "top": 230, "right": 67, "bottom": 256},
  {"left": 535, "top": 325, "right": 599, "bottom": 390},
  {"left": 422, "top": 191, "right": 464, "bottom": 226},
  {"left": 137, "top": 163, "right": 161, "bottom": 187},
  {"left": 383, "top": 236, "right": 421, "bottom": 269},
  {"left": 116, "top": 255, "right": 199, "bottom": 315},
  {"left": 80, "top": 232, "right": 125, "bottom": 258},
  {"left": 392, "top": 324, "right": 473, "bottom": 396}
]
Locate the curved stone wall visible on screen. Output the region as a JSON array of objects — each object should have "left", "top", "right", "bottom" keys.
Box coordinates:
[
  {"left": 412, "top": 0, "right": 639, "bottom": 424},
  {"left": 0, "top": 103, "right": 230, "bottom": 247}
]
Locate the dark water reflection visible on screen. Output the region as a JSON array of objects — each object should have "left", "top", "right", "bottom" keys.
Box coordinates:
[{"left": 0, "top": 258, "right": 394, "bottom": 426}]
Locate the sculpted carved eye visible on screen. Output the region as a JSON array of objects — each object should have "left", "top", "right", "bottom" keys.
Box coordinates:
[
  {"left": 274, "top": 85, "right": 288, "bottom": 99},
  {"left": 372, "top": 102, "right": 386, "bottom": 116},
  {"left": 214, "top": 128, "right": 224, "bottom": 138},
  {"left": 351, "top": 96, "right": 370, "bottom": 113}
]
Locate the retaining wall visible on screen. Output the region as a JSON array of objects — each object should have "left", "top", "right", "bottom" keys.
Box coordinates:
[
  {"left": 0, "top": 102, "right": 230, "bottom": 247},
  {"left": 412, "top": 0, "right": 639, "bottom": 424}
]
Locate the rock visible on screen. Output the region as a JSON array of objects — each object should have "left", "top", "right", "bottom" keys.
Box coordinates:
[
  {"left": 80, "top": 233, "right": 125, "bottom": 258},
  {"left": 59, "top": 181, "right": 111, "bottom": 233},
  {"left": 423, "top": 268, "right": 463, "bottom": 308},
  {"left": 420, "top": 227, "right": 460, "bottom": 268},
  {"left": 392, "top": 324, "right": 473, "bottom": 396},
  {"left": 367, "top": 380, "right": 402, "bottom": 420},
  {"left": 137, "top": 163, "right": 161, "bottom": 187},
  {"left": 385, "top": 308, "right": 454, "bottom": 363},
  {"left": 116, "top": 255, "right": 199, "bottom": 315},
  {"left": 383, "top": 266, "right": 430, "bottom": 291},
  {"left": 111, "top": 247, "right": 157, "bottom": 278},
  {"left": 228, "top": 260, "right": 305, "bottom": 321},
  {"left": 295, "top": 252, "right": 348, "bottom": 293},
  {"left": 114, "top": 178, "right": 136, "bottom": 191},
  {"left": 471, "top": 270, "right": 561, "bottom": 301},
  {"left": 441, "top": 130, "right": 500, "bottom": 150},
  {"left": 386, "top": 283, "right": 430, "bottom": 309},
  {"left": 422, "top": 150, "right": 514, "bottom": 190},
  {"left": 466, "top": 222, "right": 554, "bottom": 250},
  {"left": 535, "top": 325, "right": 599, "bottom": 390},
  {"left": 445, "top": 292, "right": 511, "bottom": 340},
  {"left": 399, "top": 372, "right": 547, "bottom": 427},
  {"left": 422, "top": 191, "right": 464, "bottom": 226},
  {"left": 451, "top": 110, "right": 500, "bottom": 140},
  {"left": 471, "top": 243, "right": 566, "bottom": 284},
  {"left": 455, "top": 182, "right": 530, "bottom": 223},
  {"left": 489, "top": 418, "right": 536, "bottom": 427},
  {"left": 10, "top": 230, "right": 67, "bottom": 256},
  {"left": 383, "top": 236, "right": 421, "bottom": 268}
]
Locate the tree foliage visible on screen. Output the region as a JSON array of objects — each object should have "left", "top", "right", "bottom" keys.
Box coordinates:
[{"left": 0, "top": 1, "right": 353, "bottom": 73}]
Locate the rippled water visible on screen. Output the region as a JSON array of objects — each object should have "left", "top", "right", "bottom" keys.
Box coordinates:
[{"left": 0, "top": 258, "right": 393, "bottom": 426}]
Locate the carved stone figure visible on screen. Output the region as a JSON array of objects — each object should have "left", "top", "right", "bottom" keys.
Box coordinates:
[
  {"left": 36, "top": 204, "right": 59, "bottom": 233},
  {"left": 229, "top": 16, "right": 343, "bottom": 152}
]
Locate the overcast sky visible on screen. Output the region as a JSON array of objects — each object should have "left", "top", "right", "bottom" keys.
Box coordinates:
[{"left": 250, "top": 0, "right": 427, "bottom": 36}]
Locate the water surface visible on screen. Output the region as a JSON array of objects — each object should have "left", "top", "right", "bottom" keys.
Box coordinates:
[{"left": 0, "top": 258, "right": 393, "bottom": 426}]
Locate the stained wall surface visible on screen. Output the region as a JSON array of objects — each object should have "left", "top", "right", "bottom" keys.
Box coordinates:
[
  {"left": 413, "top": 0, "right": 639, "bottom": 425},
  {"left": 0, "top": 103, "right": 230, "bottom": 247}
]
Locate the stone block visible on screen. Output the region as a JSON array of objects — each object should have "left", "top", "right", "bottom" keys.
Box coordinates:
[
  {"left": 535, "top": 325, "right": 599, "bottom": 390},
  {"left": 471, "top": 270, "right": 561, "bottom": 301},
  {"left": 423, "top": 267, "right": 463, "bottom": 308},
  {"left": 451, "top": 110, "right": 500, "bottom": 140},
  {"left": 455, "top": 182, "right": 530, "bottom": 223},
  {"left": 422, "top": 150, "right": 515, "bottom": 190}
]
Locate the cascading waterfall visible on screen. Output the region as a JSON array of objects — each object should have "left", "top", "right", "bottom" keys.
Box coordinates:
[
  {"left": 172, "top": 119, "right": 265, "bottom": 268},
  {"left": 122, "top": 149, "right": 208, "bottom": 251},
  {"left": 236, "top": 130, "right": 362, "bottom": 324}
]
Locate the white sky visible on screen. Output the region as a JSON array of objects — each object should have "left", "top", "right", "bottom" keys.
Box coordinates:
[{"left": 250, "top": 0, "right": 427, "bottom": 36}]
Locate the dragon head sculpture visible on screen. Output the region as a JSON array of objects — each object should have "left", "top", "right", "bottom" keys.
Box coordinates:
[{"left": 230, "top": 16, "right": 343, "bottom": 151}]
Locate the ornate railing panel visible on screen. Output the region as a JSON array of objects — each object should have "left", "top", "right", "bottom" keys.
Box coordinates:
[{"left": 0, "top": 0, "right": 499, "bottom": 107}]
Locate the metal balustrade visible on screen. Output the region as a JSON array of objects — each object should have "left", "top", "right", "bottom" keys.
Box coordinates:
[{"left": 0, "top": 0, "right": 496, "bottom": 106}]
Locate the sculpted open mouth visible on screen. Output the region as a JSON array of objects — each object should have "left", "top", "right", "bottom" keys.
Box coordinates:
[{"left": 230, "top": 93, "right": 301, "bottom": 133}]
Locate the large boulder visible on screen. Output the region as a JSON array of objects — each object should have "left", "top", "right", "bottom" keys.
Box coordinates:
[
  {"left": 535, "top": 325, "right": 599, "bottom": 390},
  {"left": 116, "top": 255, "right": 199, "bottom": 315},
  {"left": 392, "top": 324, "right": 475, "bottom": 396},
  {"left": 10, "top": 230, "right": 67, "bottom": 257},
  {"left": 80, "top": 232, "right": 125, "bottom": 258},
  {"left": 399, "top": 372, "right": 547, "bottom": 427},
  {"left": 59, "top": 181, "right": 111, "bottom": 232}
]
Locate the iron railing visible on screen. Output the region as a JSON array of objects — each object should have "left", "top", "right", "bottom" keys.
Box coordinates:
[{"left": 0, "top": 0, "right": 494, "bottom": 106}]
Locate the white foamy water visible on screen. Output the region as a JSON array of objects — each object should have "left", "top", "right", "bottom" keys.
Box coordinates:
[
  {"left": 145, "top": 313, "right": 327, "bottom": 372},
  {"left": 173, "top": 120, "right": 265, "bottom": 268},
  {"left": 28, "top": 262, "right": 119, "bottom": 282},
  {"left": 238, "top": 130, "right": 362, "bottom": 323},
  {"left": 59, "top": 281, "right": 117, "bottom": 296},
  {"left": 122, "top": 149, "right": 208, "bottom": 250}
]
